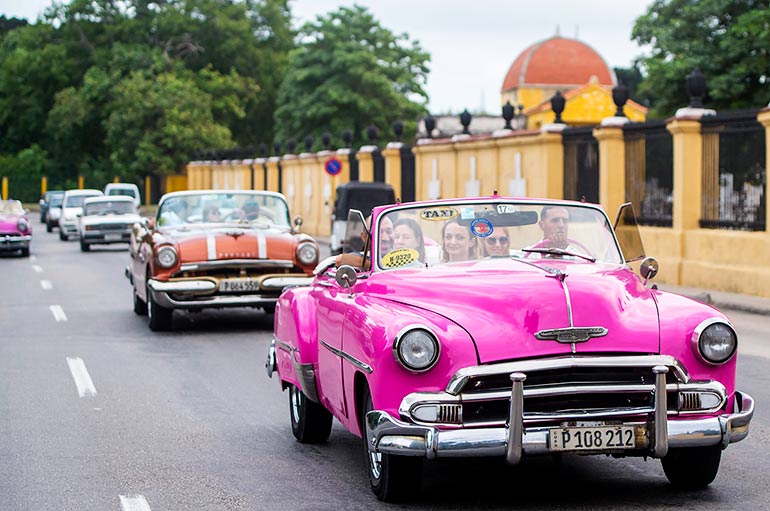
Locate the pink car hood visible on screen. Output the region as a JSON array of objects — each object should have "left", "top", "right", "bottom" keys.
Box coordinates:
[{"left": 366, "top": 260, "right": 659, "bottom": 363}]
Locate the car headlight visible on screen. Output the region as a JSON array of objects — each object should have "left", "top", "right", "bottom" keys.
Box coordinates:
[
  {"left": 17, "top": 219, "right": 29, "bottom": 232},
  {"left": 297, "top": 242, "right": 319, "bottom": 265},
  {"left": 156, "top": 246, "right": 178, "bottom": 268},
  {"left": 693, "top": 320, "right": 737, "bottom": 364},
  {"left": 393, "top": 327, "right": 440, "bottom": 372}
]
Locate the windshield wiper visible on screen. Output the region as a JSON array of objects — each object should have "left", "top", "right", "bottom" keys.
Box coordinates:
[{"left": 521, "top": 247, "right": 596, "bottom": 262}]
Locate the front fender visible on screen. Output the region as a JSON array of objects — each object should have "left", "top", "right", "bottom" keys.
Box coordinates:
[
  {"left": 273, "top": 285, "right": 319, "bottom": 390},
  {"left": 345, "top": 296, "right": 479, "bottom": 422},
  {"left": 654, "top": 289, "right": 737, "bottom": 403}
]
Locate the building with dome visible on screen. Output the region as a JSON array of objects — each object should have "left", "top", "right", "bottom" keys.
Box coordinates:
[{"left": 501, "top": 34, "right": 647, "bottom": 128}]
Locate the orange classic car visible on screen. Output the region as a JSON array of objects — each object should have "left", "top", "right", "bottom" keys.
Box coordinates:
[{"left": 126, "top": 190, "right": 319, "bottom": 331}]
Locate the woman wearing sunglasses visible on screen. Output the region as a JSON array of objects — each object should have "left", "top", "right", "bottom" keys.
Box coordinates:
[{"left": 482, "top": 227, "right": 511, "bottom": 257}]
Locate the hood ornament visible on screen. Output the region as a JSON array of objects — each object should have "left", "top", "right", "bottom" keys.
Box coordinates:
[{"left": 535, "top": 326, "right": 608, "bottom": 343}]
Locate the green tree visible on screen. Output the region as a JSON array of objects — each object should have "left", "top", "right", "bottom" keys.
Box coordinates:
[
  {"left": 0, "top": 0, "right": 294, "bottom": 192},
  {"left": 105, "top": 70, "right": 235, "bottom": 179},
  {"left": 274, "top": 5, "right": 430, "bottom": 149},
  {"left": 632, "top": 0, "right": 770, "bottom": 117}
]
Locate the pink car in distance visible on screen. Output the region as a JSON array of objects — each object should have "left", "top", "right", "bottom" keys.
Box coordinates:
[
  {"left": 266, "top": 196, "right": 754, "bottom": 502},
  {"left": 0, "top": 200, "right": 32, "bottom": 257}
]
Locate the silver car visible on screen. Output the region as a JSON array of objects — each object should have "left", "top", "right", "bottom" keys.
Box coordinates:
[{"left": 77, "top": 196, "right": 142, "bottom": 251}]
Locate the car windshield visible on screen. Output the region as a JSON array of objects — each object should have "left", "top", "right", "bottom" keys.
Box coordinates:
[
  {"left": 370, "top": 201, "right": 624, "bottom": 270},
  {"left": 0, "top": 200, "right": 23, "bottom": 214},
  {"left": 156, "top": 192, "right": 291, "bottom": 228},
  {"left": 108, "top": 188, "right": 137, "bottom": 198},
  {"left": 50, "top": 196, "right": 63, "bottom": 207},
  {"left": 84, "top": 201, "right": 136, "bottom": 216},
  {"left": 65, "top": 194, "right": 99, "bottom": 207}
]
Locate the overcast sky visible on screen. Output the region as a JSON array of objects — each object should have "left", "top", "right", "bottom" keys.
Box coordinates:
[{"left": 1, "top": 0, "right": 654, "bottom": 114}]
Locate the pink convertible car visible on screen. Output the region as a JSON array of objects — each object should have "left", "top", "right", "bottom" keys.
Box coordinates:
[
  {"left": 0, "top": 200, "right": 32, "bottom": 257},
  {"left": 266, "top": 196, "right": 753, "bottom": 501}
]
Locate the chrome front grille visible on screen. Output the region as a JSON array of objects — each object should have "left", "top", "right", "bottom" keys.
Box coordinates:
[{"left": 401, "top": 356, "right": 727, "bottom": 428}]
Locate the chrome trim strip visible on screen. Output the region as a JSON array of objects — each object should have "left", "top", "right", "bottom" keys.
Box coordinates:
[
  {"left": 179, "top": 259, "right": 294, "bottom": 271},
  {"left": 150, "top": 290, "right": 278, "bottom": 309},
  {"left": 293, "top": 358, "right": 319, "bottom": 403},
  {"left": 148, "top": 279, "right": 217, "bottom": 292},
  {"left": 206, "top": 234, "right": 217, "bottom": 260},
  {"left": 535, "top": 326, "right": 608, "bottom": 343},
  {"left": 261, "top": 276, "right": 314, "bottom": 289},
  {"left": 256, "top": 230, "right": 267, "bottom": 258},
  {"left": 320, "top": 340, "right": 373, "bottom": 374},
  {"left": 367, "top": 391, "right": 754, "bottom": 459},
  {"left": 273, "top": 336, "right": 294, "bottom": 354},
  {"left": 445, "top": 355, "right": 689, "bottom": 395}
]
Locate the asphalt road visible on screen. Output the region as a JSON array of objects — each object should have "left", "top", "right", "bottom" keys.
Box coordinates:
[{"left": 0, "top": 227, "right": 768, "bottom": 511}]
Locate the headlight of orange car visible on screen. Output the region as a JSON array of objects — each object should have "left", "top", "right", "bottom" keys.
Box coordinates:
[
  {"left": 297, "top": 242, "right": 319, "bottom": 265},
  {"left": 156, "top": 245, "right": 178, "bottom": 268}
]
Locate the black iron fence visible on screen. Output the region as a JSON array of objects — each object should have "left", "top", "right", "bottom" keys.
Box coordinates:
[
  {"left": 700, "top": 110, "right": 766, "bottom": 231},
  {"left": 562, "top": 127, "right": 599, "bottom": 203},
  {"left": 624, "top": 120, "right": 673, "bottom": 227}
]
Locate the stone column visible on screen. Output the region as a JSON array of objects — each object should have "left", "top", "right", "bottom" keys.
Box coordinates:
[
  {"left": 667, "top": 118, "right": 704, "bottom": 231},
  {"left": 383, "top": 142, "right": 402, "bottom": 199},
  {"left": 356, "top": 146, "right": 375, "bottom": 182},
  {"left": 593, "top": 125, "right": 626, "bottom": 217},
  {"left": 758, "top": 108, "right": 770, "bottom": 235}
]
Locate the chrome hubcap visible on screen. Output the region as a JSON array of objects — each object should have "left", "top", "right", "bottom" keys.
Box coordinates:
[{"left": 291, "top": 386, "right": 301, "bottom": 424}]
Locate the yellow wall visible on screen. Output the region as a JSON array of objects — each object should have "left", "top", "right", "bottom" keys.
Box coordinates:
[{"left": 185, "top": 108, "right": 770, "bottom": 299}]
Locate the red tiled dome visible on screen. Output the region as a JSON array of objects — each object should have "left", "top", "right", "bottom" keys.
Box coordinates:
[{"left": 501, "top": 36, "right": 615, "bottom": 92}]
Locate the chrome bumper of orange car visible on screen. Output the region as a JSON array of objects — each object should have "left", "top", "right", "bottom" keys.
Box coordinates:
[
  {"left": 147, "top": 276, "right": 313, "bottom": 309},
  {"left": 365, "top": 389, "right": 754, "bottom": 463}
]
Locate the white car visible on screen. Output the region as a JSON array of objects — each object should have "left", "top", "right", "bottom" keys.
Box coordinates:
[
  {"left": 77, "top": 195, "right": 142, "bottom": 251},
  {"left": 104, "top": 183, "right": 141, "bottom": 209},
  {"left": 59, "top": 189, "right": 104, "bottom": 241}
]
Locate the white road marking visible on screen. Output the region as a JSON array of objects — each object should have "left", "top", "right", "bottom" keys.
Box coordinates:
[
  {"left": 32, "top": 265, "right": 43, "bottom": 273},
  {"left": 120, "top": 495, "right": 152, "bottom": 511},
  {"left": 49, "top": 305, "right": 67, "bottom": 322},
  {"left": 40, "top": 280, "right": 53, "bottom": 290},
  {"left": 66, "top": 357, "right": 97, "bottom": 397}
]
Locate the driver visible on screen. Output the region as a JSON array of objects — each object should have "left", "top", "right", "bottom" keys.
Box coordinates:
[
  {"left": 335, "top": 215, "right": 393, "bottom": 269},
  {"left": 538, "top": 206, "right": 570, "bottom": 249}
]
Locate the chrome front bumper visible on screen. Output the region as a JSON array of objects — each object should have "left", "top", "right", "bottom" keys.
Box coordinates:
[
  {"left": 365, "top": 389, "right": 754, "bottom": 463},
  {"left": 148, "top": 276, "right": 312, "bottom": 309},
  {"left": 0, "top": 234, "right": 31, "bottom": 249}
]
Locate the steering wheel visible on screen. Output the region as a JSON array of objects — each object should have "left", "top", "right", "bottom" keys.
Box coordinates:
[{"left": 526, "top": 238, "right": 594, "bottom": 258}]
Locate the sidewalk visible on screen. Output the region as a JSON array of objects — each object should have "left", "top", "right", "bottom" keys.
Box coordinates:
[{"left": 655, "top": 283, "right": 770, "bottom": 316}]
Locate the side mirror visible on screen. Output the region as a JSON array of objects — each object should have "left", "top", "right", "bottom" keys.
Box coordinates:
[
  {"left": 335, "top": 264, "right": 358, "bottom": 291},
  {"left": 76, "top": 213, "right": 82, "bottom": 217},
  {"left": 639, "top": 257, "right": 659, "bottom": 284},
  {"left": 294, "top": 216, "right": 303, "bottom": 228},
  {"left": 133, "top": 222, "right": 152, "bottom": 244}
]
